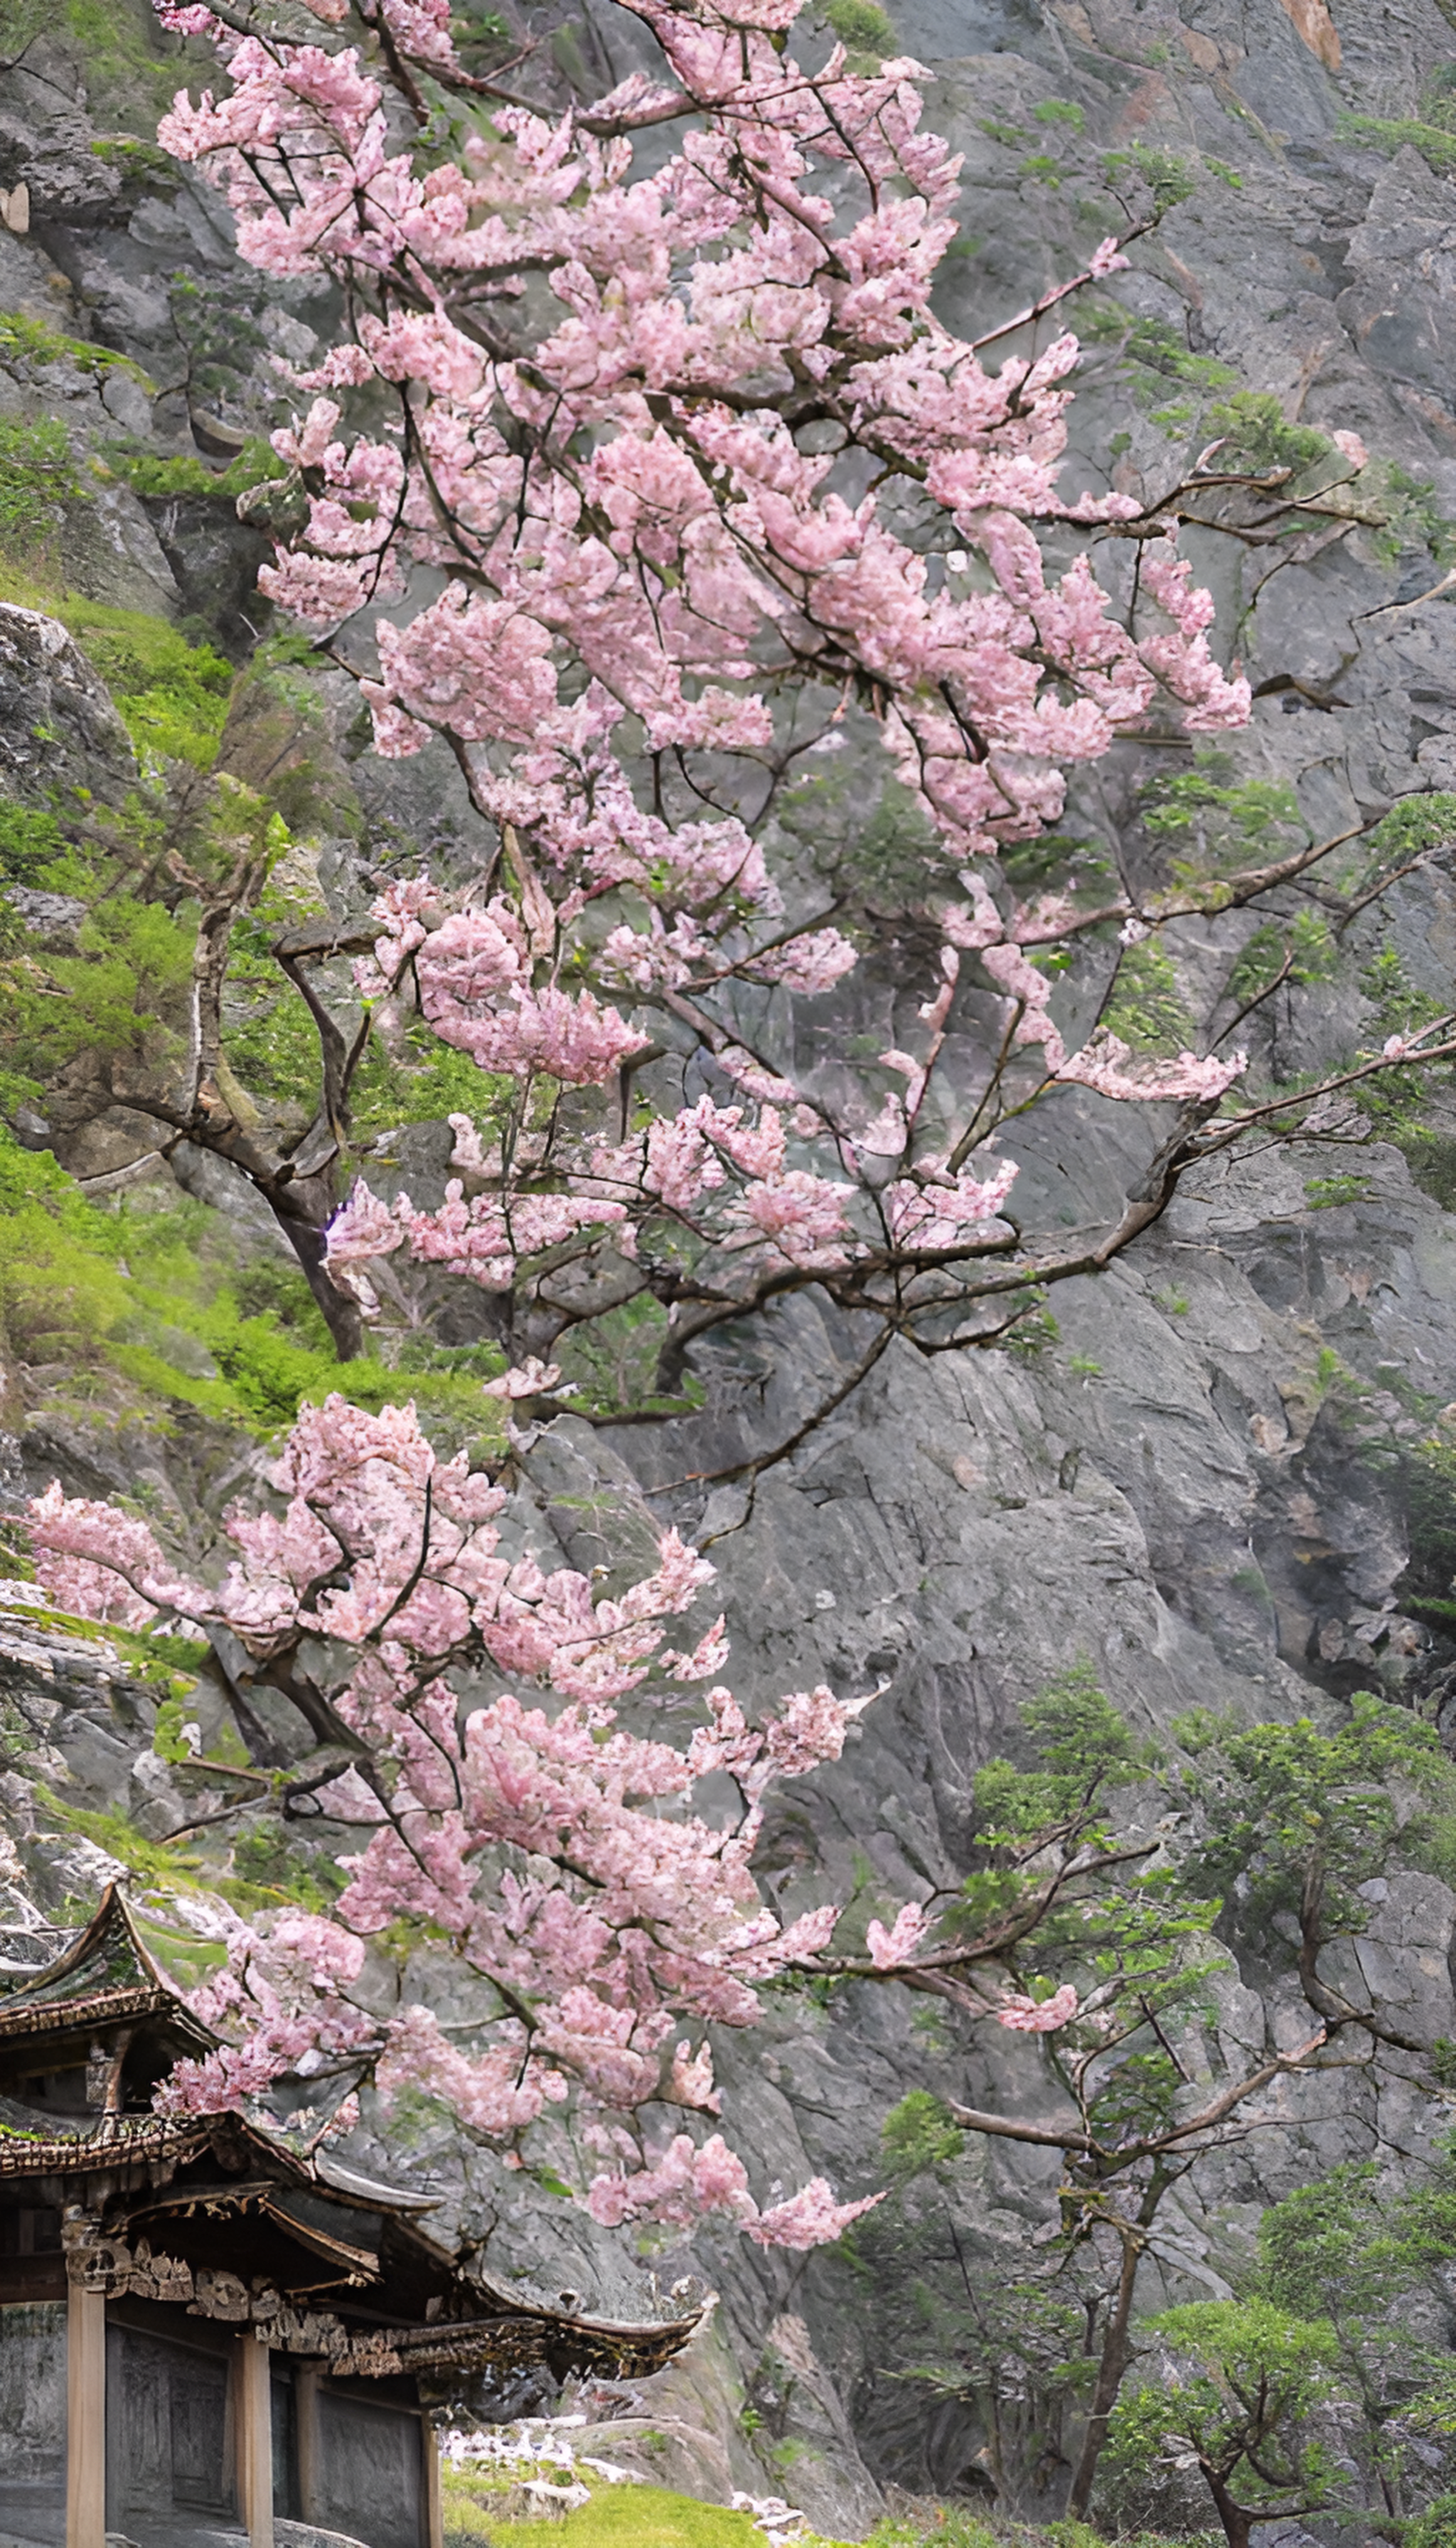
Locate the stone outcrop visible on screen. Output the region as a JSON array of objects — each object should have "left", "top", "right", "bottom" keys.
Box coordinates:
[
  {"left": 7, "top": 0, "right": 1456, "bottom": 2536},
  {"left": 0, "top": 606, "right": 135, "bottom": 804}
]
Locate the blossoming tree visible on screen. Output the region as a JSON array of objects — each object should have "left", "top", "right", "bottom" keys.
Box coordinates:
[
  {"left": 28, "top": 1392, "right": 896, "bottom": 2242},
  {"left": 141, "top": 0, "right": 1456, "bottom": 1445},
  {"left": 22, "top": 1413, "right": 1223, "bottom": 2266},
  {"left": 33, "top": 1416, "right": 1447, "bottom": 2455}
]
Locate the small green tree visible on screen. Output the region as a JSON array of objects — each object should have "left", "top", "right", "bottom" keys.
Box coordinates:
[
  {"left": 855, "top": 2107, "right": 1090, "bottom": 2508},
  {"left": 1103, "top": 2299, "right": 1343, "bottom": 2548},
  {"left": 812, "top": 1678, "right": 1456, "bottom": 2518},
  {"left": 1182, "top": 1693, "right": 1452, "bottom": 2052},
  {"left": 1257, "top": 2163, "right": 1448, "bottom": 2529}
]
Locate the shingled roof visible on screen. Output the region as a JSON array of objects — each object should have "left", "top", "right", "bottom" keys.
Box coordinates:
[
  {"left": 0, "top": 1885, "right": 702, "bottom": 2380},
  {"left": 0, "top": 1883, "right": 214, "bottom": 2052}
]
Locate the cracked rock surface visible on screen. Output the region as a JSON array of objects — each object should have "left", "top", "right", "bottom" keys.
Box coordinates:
[{"left": 6, "top": 0, "right": 1456, "bottom": 2535}]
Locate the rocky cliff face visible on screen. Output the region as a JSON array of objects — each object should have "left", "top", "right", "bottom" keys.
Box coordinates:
[{"left": 6, "top": 0, "right": 1456, "bottom": 2537}]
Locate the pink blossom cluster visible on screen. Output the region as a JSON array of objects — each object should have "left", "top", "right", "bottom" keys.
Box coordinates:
[
  {"left": 584, "top": 2129, "right": 882, "bottom": 2245},
  {"left": 324, "top": 852, "right": 1252, "bottom": 1318},
  {"left": 26, "top": 1396, "right": 878, "bottom": 2245},
  {"left": 995, "top": 1983, "right": 1080, "bottom": 2033},
  {"left": 146, "top": 0, "right": 1260, "bottom": 1343},
  {"left": 1054, "top": 1032, "right": 1248, "bottom": 1105}
]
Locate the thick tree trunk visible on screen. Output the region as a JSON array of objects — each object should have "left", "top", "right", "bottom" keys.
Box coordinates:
[
  {"left": 272, "top": 1197, "right": 365, "bottom": 1361},
  {"left": 1203, "top": 2471, "right": 1253, "bottom": 2548},
  {"left": 1067, "top": 2229, "right": 1140, "bottom": 2517}
]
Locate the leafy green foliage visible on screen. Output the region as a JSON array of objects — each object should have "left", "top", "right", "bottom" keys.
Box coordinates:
[
  {"left": 348, "top": 1024, "right": 505, "bottom": 1139},
  {"left": 881, "top": 2089, "right": 963, "bottom": 2175},
  {"left": 1103, "top": 936, "right": 1194, "bottom": 1054},
  {"left": 0, "top": 306, "right": 151, "bottom": 387},
  {"left": 89, "top": 135, "right": 180, "bottom": 194},
  {"left": 1101, "top": 144, "right": 1198, "bottom": 213},
  {"left": 1002, "top": 1295, "right": 1059, "bottom": 1356},
  {"left": 1203, "top": 392, "right": 1335, "bottom": 479},
  {"left": 821, "top": 0, "right": 894, "bottom": 58},
  {"left": 1359, "top": 793, "right": 1456, "bottom": 881},
  {"left": 163, "top": 267, "right": 274, "bottom": 414},
  {"left": 997, "top": 827, "right": 1115, "bottom": 905},
  {"left": 107, "top": 437, "right": 289, "bottom": 506},
  {"left": 944, "top": 1663, "right": 1155, "bottom": 1942},
  {"left": 553, "top": 1291, "right": 706, "bottom": 1420},
  {"left": 1398, "top": 1432, "right": 1456, "bottom": 1623},
  {"left": 36, "top": 1783, "right": 201, "bottom": 1887},
  {"left": 1225, "top": 911, "right": 1335, "bottom": 1010},
  {"left": 1303, "top": 1173, "right": 1370, "bottom": 1210},
  {"left": 1352, "top": 946, "right": 1450, "bottom": 1154},
  {"left": 1184, "top": 1691, "right": 1450, "bottom": 1944},
  {"left": 0, "top": 880, "right": 197, "bottom": 1099},
  {"left": 1365, "top": 462, "right": 1456, "bottom": 570},
  {"left": 0, "top": 1126, "right": 507, "bottom": 1447},
  {"left": 446, "top": 2480, "right": 848, "bottom": 2548},
  {"left": 227, "top": 1819, "right": 343, "bottom": 1913},
  {"left": 63, "top": 599, "right": 233, "bottom": 768},
  {"left": 1083, "top": 304, "right": 1237, "bottom": 405},
  {"left": 1103, "top": 2301, "right": 1342, "bottom": 2539},
  {"left": 0, "top": 417, "right": 84, "bottom": 546},
  {"left": 777, "top": 768, "right": 951, "bottom": 903},
  {"left": 0, "top": 802, "right": 66, "bottom": 882},
  {"left": 1407, "top": 2495, "right": 1456, "bottom": 2547},
  {"left": 1139, "top": 758, "right": 1307, "bottom": 887},
  {"left": 447, "top": 0, "right": 513, "bottom": 75},
  {"left": 1339, "top": 110, "right": 1456, "bottom": 175},
  {"left": 1255, "top": 2154, "right": 1452, "bottom": 2515}
]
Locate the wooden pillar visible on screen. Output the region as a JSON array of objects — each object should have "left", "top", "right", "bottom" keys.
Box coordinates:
[
  {"left": 422, "top": 2416, "right": 444, "bottom": 2548},
  {"left": 237, "top": 2333, "right": 274, "bottom": 2548},
  {"left": 296, "top": 2364, "right": 321, "bottom": 2525},
  {"left": 65, "top": 2281, "right": 106, "bottom": 2548}
]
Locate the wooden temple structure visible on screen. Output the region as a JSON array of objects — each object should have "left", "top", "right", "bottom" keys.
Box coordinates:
[{"left": 0, "top": 1890, "right": 697, "bottom": 2548}]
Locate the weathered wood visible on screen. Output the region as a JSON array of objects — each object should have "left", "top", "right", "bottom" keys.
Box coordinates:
[
  {"left": 296, "top": 2362, "right": 320, "bottom": 2525},
  {"left": 236, "top": 2333, "right": 274, "bottom": 2548},
  {"left": 422, "top": 2416, "right": 444, "bottom": 2548},
  {"left": 64, "top": 2281, "right": 105, "bottom": 2548}
]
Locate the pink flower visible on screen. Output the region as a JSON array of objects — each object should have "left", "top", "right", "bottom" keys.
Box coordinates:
[
  {"left": 482, "top": 1359, "right": 564, "bottom": 1398},
  {"left": 1056, "top": 1032, "right": 1246, "bottom": 1103},
  {"left": 995, "top": 1982, "right": 1079, "bottom": 2033},
  {"left": 745, "top": 2179, "right": 887, "bottom": 2248},
  {"left": 866, "top": 1901, "right": 930, "bottom": 1969},
  {"left": 1089, "top": 235, "right": 1129, "bottom": 279}
]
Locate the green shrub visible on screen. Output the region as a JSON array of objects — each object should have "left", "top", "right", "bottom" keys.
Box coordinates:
[
  {"left": 1339, "top": 110, "right": 1456, "bottom": 173},
  {"left": 0, "top": 803, "right": 66, "bottom": 882},
  {"left": 1203, "top": 390, "right": 1333, "bottom": 478},
  {"left": 0, "top": 418, "right": 83, "bottom": 546},
  {"left": 60, "top": 600, "right": 233, "bottom": 767},
  {"left": 0, "top": 1127, "right": 509, "bottom": 1449},
  {"left": 821, "top": 0, "right": 894, "bottom": 57},
  {"left": 0, "top": 306, "right": 151, "bottom": 387},
  {"left": 1104, "top": 935, "right": 1193, "bottom": 1054},
  {"left": 107, "top": 437, "right": 289, "bottom": 505}
]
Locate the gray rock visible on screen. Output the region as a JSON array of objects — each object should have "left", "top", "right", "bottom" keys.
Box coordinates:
[
  {"left": 5, "top": 889, "right": 85, "bottom": 947},
  {"left": 0, "top": 605, "right": 135, "bottom": 805}
]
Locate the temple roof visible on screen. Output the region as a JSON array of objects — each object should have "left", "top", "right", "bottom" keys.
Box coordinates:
[
  {"left": 0, "top": 1888, "right": 704, "bottom": 2379},
  {"left": 0, "top": 1883, "right": 213, "bottom": 2054}
]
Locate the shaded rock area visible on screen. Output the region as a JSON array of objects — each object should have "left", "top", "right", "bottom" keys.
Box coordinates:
[{"left": 8, "top": 0, "right": 1456, "bottom": 2540}]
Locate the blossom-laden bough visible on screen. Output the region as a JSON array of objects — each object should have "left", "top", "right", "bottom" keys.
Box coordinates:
[
  {"left": 141, "top": 0, "right": 1456, "bottom": 1462},
  {"left": 27, "top": 1393, "right": 894, "bottom": 2242},
  {"left": 29, "top": 1397, "right": 1157, "bottom": 2239}
]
